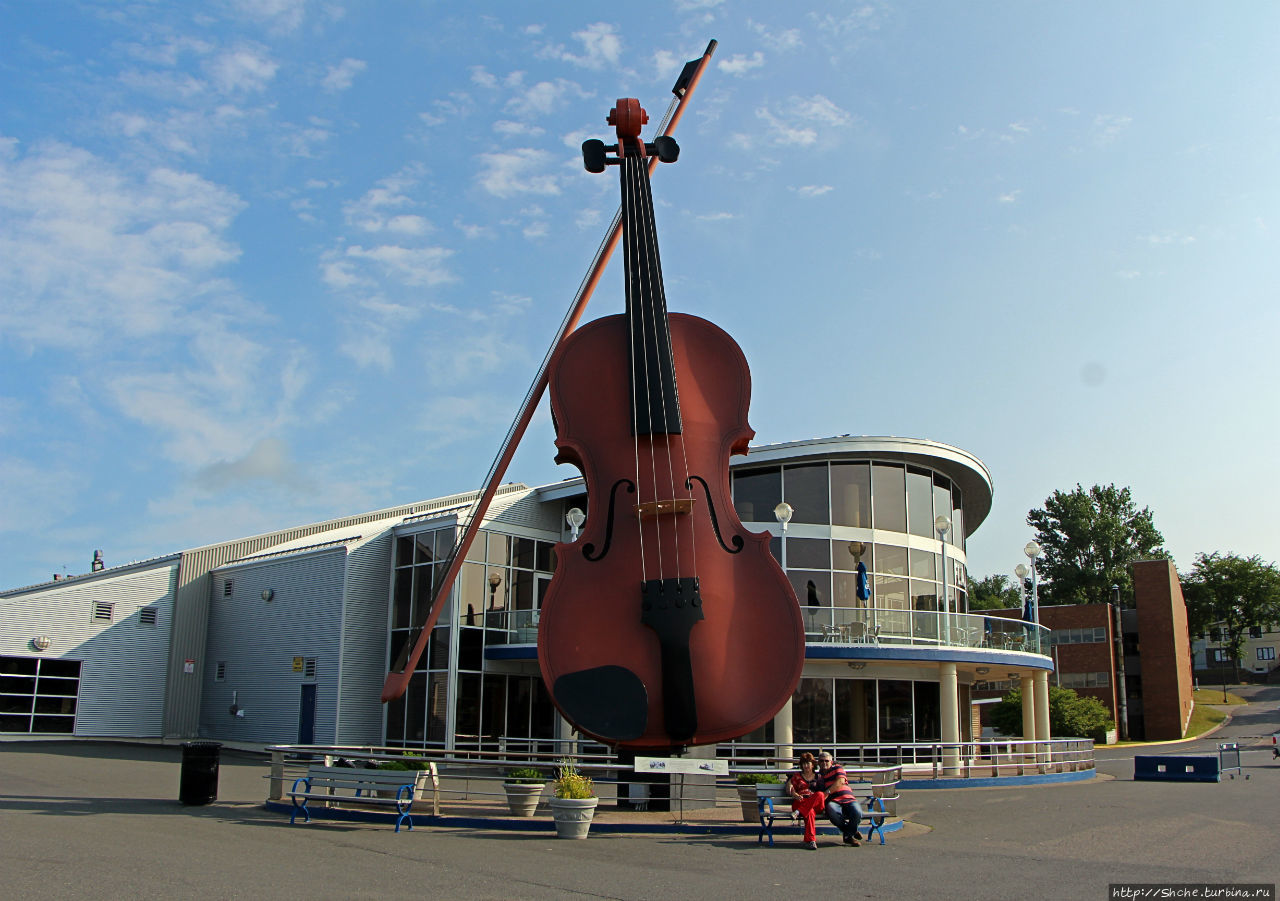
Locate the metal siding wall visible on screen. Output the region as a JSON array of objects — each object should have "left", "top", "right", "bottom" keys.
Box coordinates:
[
  {"left": 336, "top": 532, "right": 393, "bottom": 744},
  {"left": 199, "top": 551, "right": 345, "bottom": 745},
  {"left": 0, "top": 562, "right": 178, "bottom": 737},
  {"left": 163, "top": 497, "right": 490, "bottom": 737}
]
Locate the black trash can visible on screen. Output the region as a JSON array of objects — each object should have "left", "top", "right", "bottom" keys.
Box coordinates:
[{"left": 179, "top": 741, "right": 222, "bottom": 805}]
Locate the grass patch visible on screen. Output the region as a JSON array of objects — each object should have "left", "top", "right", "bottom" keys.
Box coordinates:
[
  {"left": 1184, "top": 703, "right": 1228, "bottom": 738},
  {"left": 1192, "top": 688, "right": 1248, "bottom": 705}
]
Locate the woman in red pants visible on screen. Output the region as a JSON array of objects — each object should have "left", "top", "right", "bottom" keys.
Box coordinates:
[{"left": 786, "top": 752, "right": 827, "bottom": 850}]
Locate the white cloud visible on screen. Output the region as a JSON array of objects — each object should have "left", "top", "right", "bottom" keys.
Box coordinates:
[
  {"left": 206, "top": 45, "right": 278, "bottom": 94},
  {"left": 226, "top": 0, "right": 309, "bottom": 34},
  {"left": 476, "top": 149, "right": 561, "bottom": 198},
  {"left": 0, "top": 140, "right": 243, "bottom": 349},
  {"left": 494, "top": 119, "right": 544, "bottom": 137},
  {"left": 749, "top": 21, "right": 803, "bottom": 51},
  {"left": 193, "top": 436, "right": 313, "bottom": 492},
  {"left": 342, "top": 170, "right": 426, "bottom": 232},
  {"left": 455, "top": 219, "right": 495, "bottom": 239},
  {"left": 794, "top": 185, "right": 834, "bottom": 197},
  {"left": 322, "top": 58, "right": 366, "bottom": 92},
  {"left": 998, "top": 190, "right": 1021, "bottom": 204},
  {"left": 1093, "top": 113, "right": 1133, "bottom": 145},
  {"left": 344, "top": 244, "right": 456, "bottom": 287},
  {"left": 540, "top": 23, "right": 622, "bottom": 69},
  {"left": 718, "top": 52, "right": 765, "bottom": 76},
  {"left": 471, "top": 66, "right": 499, "bottom": 89},
  {"left": 506, "top": 79, "right": 586, "bottom": 117},
  {"left": 675, "top": 0, "right": 725, "bottom": 10},
  {"left": 756, "top": 95, "right": 852, "bottom": 146},
  {"left": 1139, "top": 232, "right": 1195, "bottom": 246},
  {"left": 654, "top": 50, "right": 681, "bottom": 82},
  {"left": 696, "top": 211, "right": 735, "bottom": 221}
]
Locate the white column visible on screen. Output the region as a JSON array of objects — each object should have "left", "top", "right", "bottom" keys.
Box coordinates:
[
  {"left": 1020, "top": 675, "right": 1036, "bottom": 739},
  {"left": 940, "top": 663, "right": 960, "bottom": 775},
  {"left": 774, "top": 698, "right": 794, "bottom": 766},
  {"left": 1034, "top": 670, "right": 1051, "bottom": 741}
]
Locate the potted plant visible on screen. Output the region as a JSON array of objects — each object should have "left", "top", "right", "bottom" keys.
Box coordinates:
[
  {"left": 736, "top": 772, "right": 783, "bottom": 822},
  {"left": 376, "top": 752, "right": 434, "bottom": 798},
  {"left": 549, "top": 762, "right": 597, "bottom": 839},
  {"left": 502, "top": 767, "right": 547, "bottom": 817}
]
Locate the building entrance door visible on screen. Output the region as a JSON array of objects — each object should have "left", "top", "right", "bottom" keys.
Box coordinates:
[{"left": 298, "top": 684, "right": 317, "bottom": 745}]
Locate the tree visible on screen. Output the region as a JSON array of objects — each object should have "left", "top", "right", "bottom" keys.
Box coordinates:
[
  {"left": 1182, "top": 552, "right": 1280, "bottom": 678},
  {"left": 966, "top": 574, "right": 1022, "bottom": 611},
  {"left": 989, "top": 686, "right": 1114, "bottom": 742},
  {"left": 1026, "top": 483, "right": 1166, "bottom": 606}
]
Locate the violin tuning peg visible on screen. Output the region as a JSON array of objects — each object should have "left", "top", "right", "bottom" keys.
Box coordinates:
[
  {"left": 651, "top": 136, "right": 679, "bottom": 164},
  {"left": 582, "top": 139, "right": 607, "bottom": 174}
]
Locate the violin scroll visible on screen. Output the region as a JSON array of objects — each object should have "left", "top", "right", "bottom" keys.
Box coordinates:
[{"left": 581, "top": 100, "right": 680, "bottom": 172}]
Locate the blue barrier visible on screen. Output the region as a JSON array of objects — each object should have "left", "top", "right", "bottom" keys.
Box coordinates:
[{"left": 1133, "top": 755, "right": 1220, "bottom": 783}]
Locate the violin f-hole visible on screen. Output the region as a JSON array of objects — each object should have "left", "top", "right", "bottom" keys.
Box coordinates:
[{"left": 581, "top": 478, "right": 635, "bottom": 562}]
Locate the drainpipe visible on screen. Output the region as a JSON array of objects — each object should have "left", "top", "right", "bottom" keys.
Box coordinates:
[{"left": 1112, "top": 585, "right": 1129, "bottom": 741}]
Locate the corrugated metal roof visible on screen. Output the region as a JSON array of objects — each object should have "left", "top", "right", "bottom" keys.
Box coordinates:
[{"left": 0, "top": 553, "right": 183, "bottom": 598}]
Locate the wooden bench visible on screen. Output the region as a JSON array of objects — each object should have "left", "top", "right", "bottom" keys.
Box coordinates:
[
  {"left": 756, "top": 790, "right": 893, "bottom": 846},
  {"left": 288, "top": 764, "right": 437, "bottom": 832}
]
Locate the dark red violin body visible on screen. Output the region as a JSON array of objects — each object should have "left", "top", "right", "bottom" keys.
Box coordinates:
[{"left": 537, "top": 99, "right": 805, "bottom": 751}]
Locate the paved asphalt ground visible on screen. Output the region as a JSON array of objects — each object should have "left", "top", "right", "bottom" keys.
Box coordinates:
[{"left": 2, "top": 686, "right": 1278, "bottom": 901}]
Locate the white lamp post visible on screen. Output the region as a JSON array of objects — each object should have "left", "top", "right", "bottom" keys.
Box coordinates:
[
  {"left": 773, "top": 502, "right": 793, "bottom": 533},
  {"left": 1023, "top": 540, "right": 1043, "bottom": 631},
  {"left": 565, "top": 507, "right": 586, "bottom": 542},
  {"left": 935, "top": 514, "right": 952, "bottom": 645}
]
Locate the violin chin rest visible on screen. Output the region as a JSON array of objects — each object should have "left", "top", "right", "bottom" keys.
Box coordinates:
[{"left": 554, "top": 665, "right": 648, "bottom": 743}]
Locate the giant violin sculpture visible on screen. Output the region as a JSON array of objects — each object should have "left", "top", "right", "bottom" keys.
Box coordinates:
[{"left": 538, "top": 99, "right": 806, "bottom": 751}]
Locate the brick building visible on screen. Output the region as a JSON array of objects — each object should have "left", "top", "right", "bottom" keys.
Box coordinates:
[{"left": 975, "top": 558, "right": 1193, "bottom": 741}]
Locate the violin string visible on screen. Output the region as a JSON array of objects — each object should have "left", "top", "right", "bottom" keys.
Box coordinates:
[
  {"left": 624, "top": 151, "right": 658, "bottom": 584},
  {"left": 635, "top": 154, "right": 692, "bottom": 583}
]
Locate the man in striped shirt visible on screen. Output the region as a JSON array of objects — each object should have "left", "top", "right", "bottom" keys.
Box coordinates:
[{"left": 817, "top": 751, "right": 863, "bottom": 846}]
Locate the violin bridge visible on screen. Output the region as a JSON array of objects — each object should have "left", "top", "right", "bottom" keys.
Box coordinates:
[{"left": 634, "top": 498, "right": 696, "bottom": 519}]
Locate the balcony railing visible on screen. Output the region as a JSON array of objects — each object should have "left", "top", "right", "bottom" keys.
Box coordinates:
[{"left": 482, "top": 607, "right": 1047, "bottom": 654}]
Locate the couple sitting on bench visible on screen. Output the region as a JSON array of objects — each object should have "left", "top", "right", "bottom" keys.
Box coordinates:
[{"left": 786, "top": 751, "right": 864, "bottom": 850}]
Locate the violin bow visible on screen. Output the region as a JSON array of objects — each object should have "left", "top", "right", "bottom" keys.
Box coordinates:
[{"left": 382, "top": 40, "right": 718, "bottom": 702}]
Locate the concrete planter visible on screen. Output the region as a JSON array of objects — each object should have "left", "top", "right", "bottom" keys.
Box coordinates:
[
  {"left": 550, "top": 797, "right": 598, "bottom": 839},
  {"left": 503, "top": 782, "right": 545, "bottom": 817}
]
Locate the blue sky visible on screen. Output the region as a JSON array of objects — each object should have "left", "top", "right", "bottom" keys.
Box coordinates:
[{"left": 2, "top": 1, "right": 1277, "bottom": 590}]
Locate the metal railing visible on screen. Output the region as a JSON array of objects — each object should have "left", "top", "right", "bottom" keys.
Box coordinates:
[
  {"left": 720, "top": 738, "right": 1094, "bottom": 778},
  {"left": 481, "top": 607, "right": 1049, "bottom": 653}
]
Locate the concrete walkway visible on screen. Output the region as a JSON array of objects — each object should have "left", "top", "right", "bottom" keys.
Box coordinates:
[{"left": 2, "top": 690, "right": 1277, "bottom": 900}]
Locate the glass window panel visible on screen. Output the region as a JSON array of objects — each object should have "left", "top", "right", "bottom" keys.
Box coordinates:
[
  {"left": 835, "top": 679, "right": 877, "bottom": 743},
  {"left": 909, "top": 549, "right": 937, "bottom": 580},
  {"left": 465, "top": 532, "right": 487, "bottom": 563},
  {"left": 459, "top": 562, "right": 486, "bottom": 627},
  {"left": 911, "top": 580, "right": 938, "bottom": 612},
  {"left": 32, "top": 716, "right": 74, "bottom": 734},
  {"left": 833, "top": 572, "right": 869, "bottom": 608},
  {"left": 0, "top": 695, "right": 33, "bottom": 713},
  {"left": 878, "top": 680, "right": 913, "bottom": 742},
  {"left": 485, "top": 568, "right": 508, "bottom": 612},
  {"left": 426, "top": 673, "right": 447, "bottom": 743},
  {"left": 405, "top": 672, "right": 427, "bottom": 742},
  {"left": 393, "top": 568, "right": 413, "bottom": 629},
  {"left": 951, "top": 488, "right": 964, "bottom": 551},
  {"left": 428, "top": 627, "right": 450, "bottom": 671},
  {"left": 513, "top": 537, "right": 537, "bottom": 570},
  {"left": 933, "top": 476, "right": 952, "bottom": 537},
  {"left": 396, "top": 536, "right": 414, "bottom": 568},
  {"left": 1, "top": 657, "right": 39, "bottom": 675},
  {"left": 871, "top": 464, "right": 906, "bottom": 532},
  {"left": 913, "top": 682, "right": 940, "bottom": 742},
  {"left": 535, "top": 540, "right": 555, "bottom": 573},
  {"left": 435, "top": 528, "right": 457, "bottom": 562},
  {"left": 531, "top": 675, "right": 555, "bottom": 739},
  {"left": 487, "top": 534, "right": 510, "bottom": 566},
  {"left": 876, "top": 544, "right": 908, "bottom": 576},
  {"left": 456, "top": 674, "right": 481, "bottom": 738},
  {"left": 511, "top": 570, "right": 535, "bottom": 611},
  {"left": 768, "top": 535, "right": 781, "bottom": 562},
  {"left": 732, "top": 467, "right": 781, "bottom": 523},
  {"left": 40, "top": 659, "right": 80, "bottom": 679},
  {"left": 788, "top": 570, "right": 831, "bottom": 609},
  {"left": 786, "top": 537, "right": 831, "bottom": 570},
  {"left": 835, "top": 539, "right": 871, "bottom": 572},
  {"left": 458, "top": 628, "right": 483, "bottom": 670},
  {"left": 784, "top": 463, "right": 830, "bottom": 525},
  {"left": 906, "top": 467, "right": 934, "bottom": 537},
  {"left": 385, "top": 690, "right": 406, "bottom": 743},
  {"left": 0, "top": 676, "right": 36, "bottom": 695},
  {"left": 875, "top": 575, "right": 908, "bottom": 611},
  {"left": 415, "top": 532, "right": 436, "bottom": 564},
  {"left": 831, "top": 463, "right": 871, "bottom": 528},
  {"left": 0, "top": 714, "right": 31, "bottom": 731},
  {"left": 792, "top": 677, "right": 834, "bottom": 747},
  {"left": 36, "top": 678, "right": 78, "bottom": 697},
  {"left": 481, "top": 673, "right": 506, "bottom": 742},
  {"left": 505, "top": 676, "right": 532, "bottom": 738},
  {"left": 413, "top": 564, "right": 435, "bottom": 627}
]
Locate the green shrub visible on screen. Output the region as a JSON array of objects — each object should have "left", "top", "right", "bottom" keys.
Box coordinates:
[
  {"left": 379, "top": 751, "right": 432, "bottom": 771},
  {"left": 990, "top": 686, "right": 1114, "bottom": 742},
  {"left": 505, "top": 767, "right": 546, "bottom": 784},
  {"left": 553, "top": 762, "right": 595, "bottom": 799},
  {"left": 735, "top": 772, "right": 783, "bottom": 785}
]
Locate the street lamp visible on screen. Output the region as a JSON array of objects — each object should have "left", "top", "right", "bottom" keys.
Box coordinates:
[
  {"left": 936, "top": 514, "right": 952, "bottom": 644},
  {"left": 1023, "top": 540, "right": 1042, "bottom": 626},
  {"left": 773, "top": 502, "right": 794, "bottom": 533},
  {"left": 565, "top": 507, "right": 586, "bottom": 541}
]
